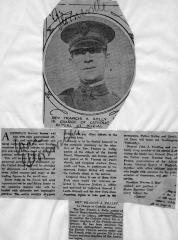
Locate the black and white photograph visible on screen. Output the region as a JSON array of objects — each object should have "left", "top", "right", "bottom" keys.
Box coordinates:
[
  {"left": 1, "top": 0, "right": 178, "bottom": 240},
  {"left": 44, "top": 15, "right": 135, "bottom": 113}
]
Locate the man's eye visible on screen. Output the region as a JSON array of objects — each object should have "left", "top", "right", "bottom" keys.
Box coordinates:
[
  {"left": 75, "top": 49, "right": 82, "bottom": 55},
  {"left": 81, "top": 49, "right": 87, "bottom": 55},
  {"left": 88, "top": 48, "right": 95, "bottom": 54},
  {"left": 71, "top": 47, "right": 103, "bottom": 56},
  {"left": 72, "top": 49, "right": 86, "bottom": 55},
  {"left": 89, "top": 48, "right": 103, "bottom": 54}
]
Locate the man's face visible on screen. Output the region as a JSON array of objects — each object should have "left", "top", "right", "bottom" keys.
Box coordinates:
[{"left": 70, "top": 46, "right": 107, "bottom": 84}]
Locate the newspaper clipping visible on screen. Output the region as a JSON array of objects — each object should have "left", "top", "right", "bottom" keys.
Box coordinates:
[
  {"left": 43, "top": 0, "right": 135, "bottom": 128},
  {"left": 1, "top": 128, "right": 177, "bottom": 206},
  {"left": 1, "top": 129, "right": 177, "bottom": 239},
  {"left": 69, "top": 200, "right": 123, "bottom": 240},
  {"left": 122, "top": 133, "right": 177, "bottom": 208}
]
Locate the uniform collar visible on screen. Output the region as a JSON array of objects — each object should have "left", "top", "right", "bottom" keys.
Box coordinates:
[{"left": 78, "top": 81, "right": 109, "bottom": 97}]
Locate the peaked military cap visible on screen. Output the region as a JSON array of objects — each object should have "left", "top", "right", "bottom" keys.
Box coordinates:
[{"left": 61, "top": 20, "right": 115, "bottom": 52}]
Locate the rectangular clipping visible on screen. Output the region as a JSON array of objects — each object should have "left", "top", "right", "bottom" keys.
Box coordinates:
[{"left": 1, "top": 128, "right": 177, "bottom": 209}]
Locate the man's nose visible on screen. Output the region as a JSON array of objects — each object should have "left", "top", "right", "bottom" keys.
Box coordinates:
[{"left": 84, "top": 51, "right": 93, "bottom": 63}]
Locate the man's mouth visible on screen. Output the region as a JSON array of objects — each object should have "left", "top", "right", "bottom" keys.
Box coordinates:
[{"left": 83, "top": 67, "right": 96, "bottom": 70}]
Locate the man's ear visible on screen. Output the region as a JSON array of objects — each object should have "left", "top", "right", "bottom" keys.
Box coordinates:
[
  {"left": 69, "top": 57, "right": 76, "bottom": 71},
  {"left": 69, "top": 57, "right": 75, "bottom": 67},
  {"left": 106, "top": 53, "right": 110, "bottom": 67}
]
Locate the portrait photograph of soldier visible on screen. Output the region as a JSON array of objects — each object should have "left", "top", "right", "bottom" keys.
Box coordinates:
[{"left": 44, "top": 16, "right": 135, "bottom": 113}]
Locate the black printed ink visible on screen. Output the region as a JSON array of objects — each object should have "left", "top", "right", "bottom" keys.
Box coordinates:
[
  {"left": 14, "top": 138, "right": 43, "bottom": 155},
  {"left": 14, "top": 138, "right": 43, "bottom": 168},
  {"left": 13, "top": 130, "right": 81, "bottom": 168}
]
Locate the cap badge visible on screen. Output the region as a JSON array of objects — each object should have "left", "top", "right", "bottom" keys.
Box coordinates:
[{"left": 79, "top": 22, "right": 89, "bottom": 36}]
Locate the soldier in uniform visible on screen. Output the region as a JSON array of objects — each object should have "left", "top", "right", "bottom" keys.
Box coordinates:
[{"left": 58, "top": 20, "right": 120, "bottom": 112}]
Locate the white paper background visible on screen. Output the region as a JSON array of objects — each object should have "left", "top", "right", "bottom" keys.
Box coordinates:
[{"left": 0, "top": 0, "right": 178, "bottom": 239}]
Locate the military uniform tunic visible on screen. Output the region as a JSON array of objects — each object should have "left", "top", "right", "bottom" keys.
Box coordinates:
[{"left": 58, "top": 82, "right": 120, "bottom": 112}]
